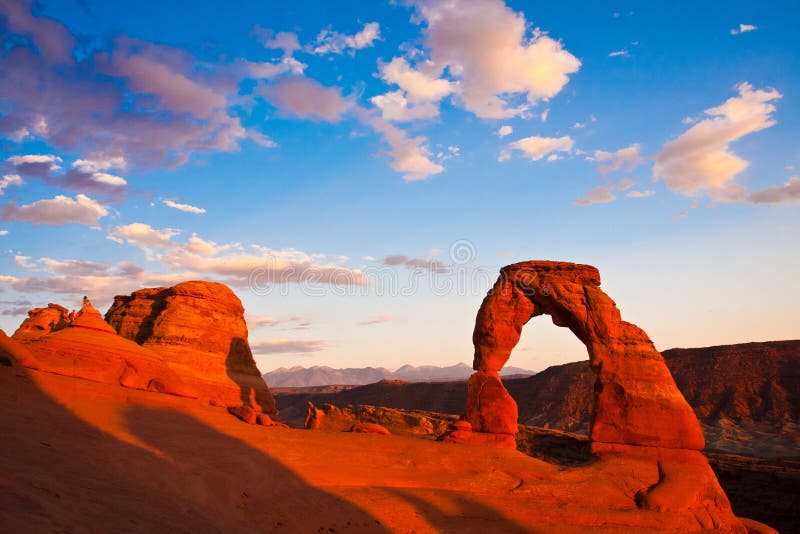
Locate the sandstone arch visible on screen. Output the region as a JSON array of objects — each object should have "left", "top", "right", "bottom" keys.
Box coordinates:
[{"left": 468, "top": 261, "right": 704, "bottom": 450}]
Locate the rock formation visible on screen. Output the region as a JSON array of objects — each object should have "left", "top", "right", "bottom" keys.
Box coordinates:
[
  {"left": 304, "top": 402, "right": 455, "bottom": 438},
  {"left": 470, "top": 261, "right": 703, "bottom": 449},
  {"left": 465, "top": 260, "right": 741, "bottom": 529},
  {"left": 12, "top": 300, "right": 196, "bottom": 398},
  {"left": 105, "top": 281, "right": 276, "bottom": 415},
  {"left": 12, "top": 303, "right": 69, "bottom": 340}
]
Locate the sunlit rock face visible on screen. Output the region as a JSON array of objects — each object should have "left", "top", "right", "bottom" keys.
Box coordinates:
[
  {"left": 12, "top": 304, "right": 70, "bottom": 341},
  {"left": 470, "top": 260, "right": 703, "bottom": 450},
  {"left": 466, "top": 261, "right": 744, "bottom": 530},
  {"left": 10, "top": 300, "right": 196, "bottom": 398},
  {"left": 105, "top": 281, "right": 276, "bottom": 415}
]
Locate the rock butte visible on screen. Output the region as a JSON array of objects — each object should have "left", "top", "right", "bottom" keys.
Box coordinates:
[
  {"left": 9, "top": 299, "right": 196, "bottom": 397},
  {"left": 105, "top": 281, "right": 276, "bottom": 415},
  {"left": 457, "top": 260, "right": 743, "bottom": 530}
]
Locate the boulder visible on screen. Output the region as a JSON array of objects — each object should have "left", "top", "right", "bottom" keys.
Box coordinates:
[
  {"left": 105, "top": 281, "right": 276, "bottom": 415},
  {"left": 12, "top": 303, "right": 69, "bottom": 340}
]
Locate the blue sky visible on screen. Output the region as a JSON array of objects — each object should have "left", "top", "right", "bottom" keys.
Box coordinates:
[{"left": 0, "top": 0, "right": 798, "bottom": 372}]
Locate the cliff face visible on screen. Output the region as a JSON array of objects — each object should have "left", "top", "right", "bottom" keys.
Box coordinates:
[
  {"left": 664, "top": 341, "right": 800, "bottom": 423},
  {"left": 105, "top": 281, "right": 276, "bottom": 415},
  {"left": 510, "top": 340, "right": 800, "bottom": 431}
]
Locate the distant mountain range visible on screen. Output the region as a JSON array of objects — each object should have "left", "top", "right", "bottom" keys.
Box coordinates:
[
  {"left": 263, "top": 362, "right": 535, "bottom": 387},
  {"left": 274, "top": 340, "right": 800, "bottom": 456}
]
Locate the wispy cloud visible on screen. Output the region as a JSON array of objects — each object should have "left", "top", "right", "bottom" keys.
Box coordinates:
[
  {"left": 730, "top": 24, "right": 757, "bottom": 35},
  {"left": 502, "top": 135, "right": 574, "bottom": 162},
  {"left": 163, "top": 199, "right": 206, "bottom": 214},
  {"left": 250, "top": 339, "right": 326, "bottom": 354},
  {"left": 748, "top": 177, "right": 800, "bottom": 205},
  {"left": 358, "top": 315, "right": 392, "bottom": 326},
  {"left": 381, "top": 254, "right": 448, "bottom": 273},
  {"left": 311, "top": 22, "right": 380, "bottom": 55},
  {"left": 592, "top": 144, "right": 644, "bottom": 175}
]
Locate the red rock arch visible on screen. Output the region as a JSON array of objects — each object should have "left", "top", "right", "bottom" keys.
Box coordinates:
[{"left": 468, "top": 261, "right": 704, "bottom": 450}]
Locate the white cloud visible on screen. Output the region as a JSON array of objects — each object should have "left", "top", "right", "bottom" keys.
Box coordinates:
[
  {"left": 730, "top": 24, "right": 757, "bottom": 35},
  {"left": 497, "top": 125, "right": 512, "bottom": 137},
  {"left": 0, "top": 174, "right": 23, "bottom": 195},
  {"left": 540, "top": 109, "right": 549, "bottom": 122},
  {"left": 627, "top": 189, "right": 656, "bottom": 198},
  {"left": 371, "top": 91, "right": 440, "bottom": 121},
  {"left": 1, "top": 193, "right": 108, "bottom": 225},
  {"left": 89, "top": 172, "right": 126, "bottom": 186},
  {"left": 574, "top": 185, "right": 615, "bottom": 206},
  {"left": 108, "top": 222, "right": 180, "bottom": 249},
  {"left": 653, "top": 82, "right": 781, "bottom": 200},
  {"left": 0, "top": 260, "right": 195, "bottom": 304},
  {"left": 244, "top": 56, "right": 307, "bottom": 79},
  {"left": 372, "top": 57, "right": 456, "bottom": 121},
  {"left": 672, "top": 210, "right": 689, "bottom": 219},
  {"left": 6, "top": 154, "right": 62, "bottom": 167},
  {"left": 609, "top": 49, "right": 630, "bottom": 57},
  {"left": 72, "top": 155, "right": 126, "bottom": 173},
  {"left": 378, "top": 57, "right": 456, "bottom": 102},
  {"left": 7, "top": 153, "right": 128, "bottom": 198},
  {"left": 262, "top": 31, "right": 301, "bottom": 56},
  {"left": 37, "top": 257, "right": 114, "bottom": 276},
  {"left": 505, "top": 135, "right": 574, "bottom": 161},
  {"left": 593, "top": 144, "right": 644, "bottom": 175},
  {"left": 312, "top": 22, "right": 380, "bottom": 55},
  {"left": 108, "top": 223, "right": 370, "bottom": 288},
  {"left": 411, "top": 0, "right": 580, "bottom": 119},
  {"left": 748, "top": 177, "right": 800, "bottom": 205},
  {"left": 14, "top": 255, "right": 35, "bottom": 268},
  {"left": 0, "top": 230, "right": 8, "bottom": 236},
  {"left": 363, "top": 113, "right": 443, "bottom": 181},
  {"left": 163, "top": 199, "right": 206, "bottom": 214}
]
